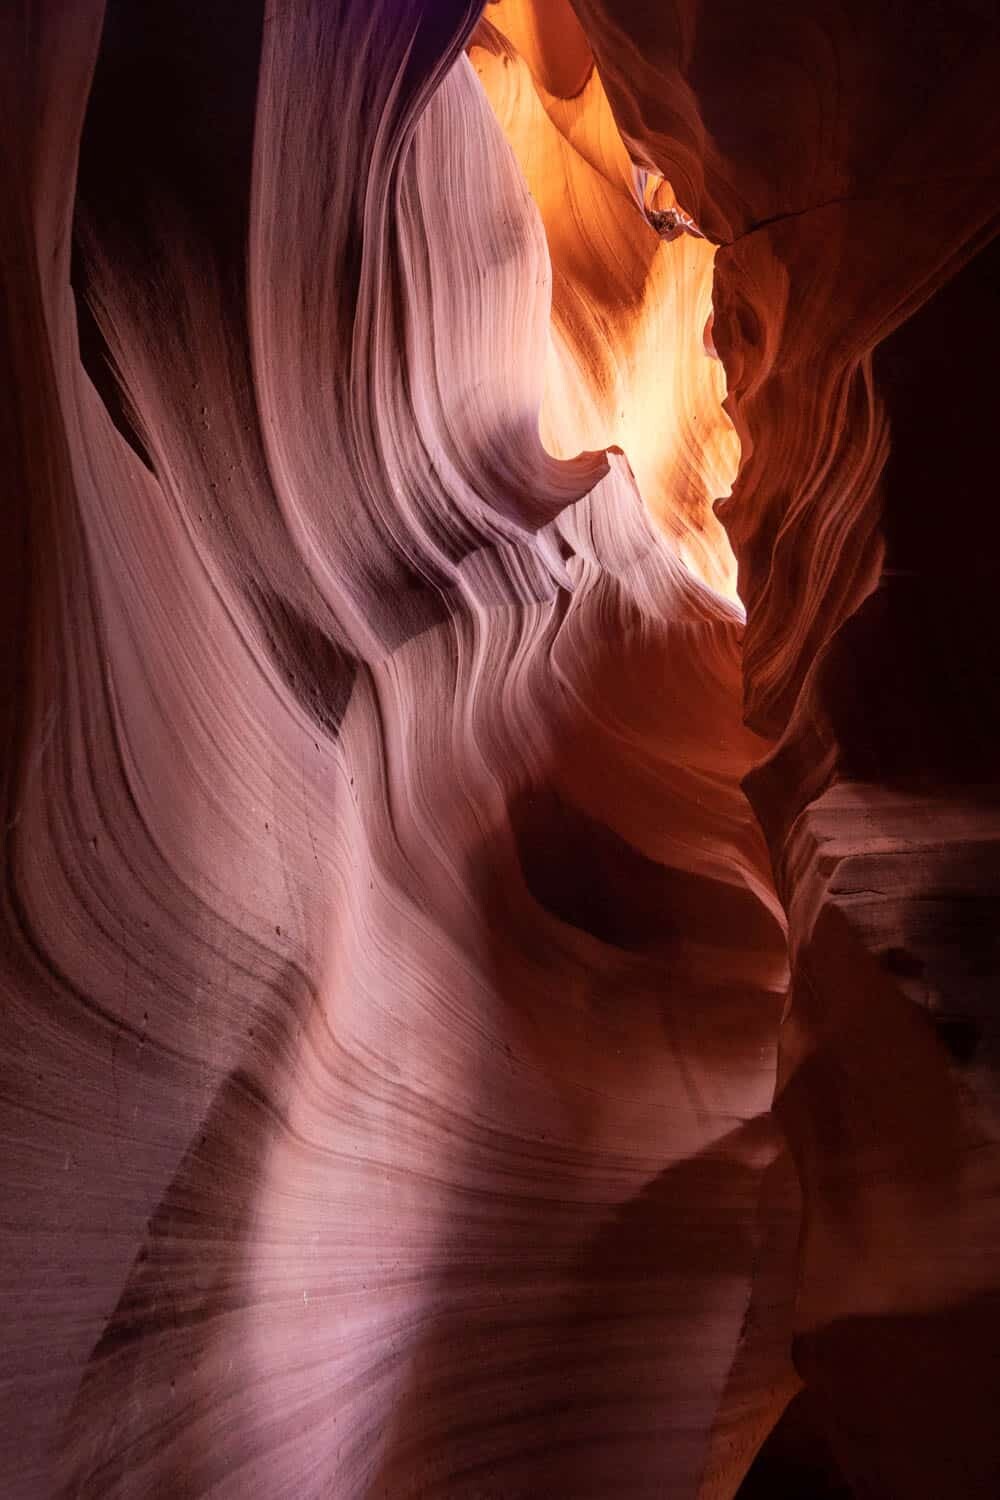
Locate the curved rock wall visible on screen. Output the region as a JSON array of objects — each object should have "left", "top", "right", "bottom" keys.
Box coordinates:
[
  {"left": 1, "top": 0, "right": 998, "bottom": 1495},
  {"left": 1, "top": 2, "right": 793, "bottom": 1496},
  {"left": 571, "top": 0, "right": 1000, "bottom": 1492}
]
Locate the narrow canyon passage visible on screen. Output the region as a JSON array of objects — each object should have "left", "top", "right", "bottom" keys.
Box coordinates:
[{"left": 2, "top": 2, "right": 998, "bottom": 1498}]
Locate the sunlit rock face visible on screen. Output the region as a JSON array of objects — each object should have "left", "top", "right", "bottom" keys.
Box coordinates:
[
  {"left": 0, "top": 3, "right": 997, "bottom": 1499},
  {"left": 570, "top": 0, "right": 1000, "bottom": 1493},
  {"left": 471, "top": 0, "right": 741, "bottom": 600}
]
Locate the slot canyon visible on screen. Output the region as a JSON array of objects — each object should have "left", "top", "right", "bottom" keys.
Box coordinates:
[{"left": 2, "top": 0, "right": 999, "bottom": 1495}]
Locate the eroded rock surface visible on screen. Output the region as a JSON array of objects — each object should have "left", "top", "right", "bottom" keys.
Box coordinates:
[
  {"left": 1, "top": 1, "right": 998, "bottom": 1496},
  {"left": 570, "top": 0, "right": 1000, "bottom": 1492}
]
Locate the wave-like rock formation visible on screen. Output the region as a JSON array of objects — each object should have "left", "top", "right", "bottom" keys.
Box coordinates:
[
  {"left": 570, "top": 0, "right": 1000, "bottom": 1492},
  {"left": 1, "top": 1, "right": 998, "bottom": 1496}
]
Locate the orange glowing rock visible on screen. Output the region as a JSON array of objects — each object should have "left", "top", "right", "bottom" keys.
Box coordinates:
[{"left": 472, "top": 1, "right": 741, "bottom": 600}]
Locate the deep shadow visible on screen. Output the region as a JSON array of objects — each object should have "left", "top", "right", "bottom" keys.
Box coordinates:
[
  {"left": 511, "top": 784, "right": 775, "bottom": 956},
  {"left": 73, "top": 0, "right": 266, "bottom": 465},
  {"left": 249, "top": 584, "right": 358, "bottom": 739},
  {"left": 736, "top": 1389, "right": 854, "bottom": 1499},
  {"left": 793, "top": 1295, "right": 1000, "bottom": 1500},
  {"left": 821, "top": 232, "right": 1000, "bottom": 787}
]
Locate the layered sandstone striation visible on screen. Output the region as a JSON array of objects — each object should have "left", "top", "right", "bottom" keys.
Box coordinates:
[
  {"left": 2, "top": 2, "right": 790, "bottom": 1496},
  {"left": 570, "top": 0, "right": 1000, "bottom": 1492},
  {"left": 1, "top": 1, "right": 998, "bottom": 1497}
]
